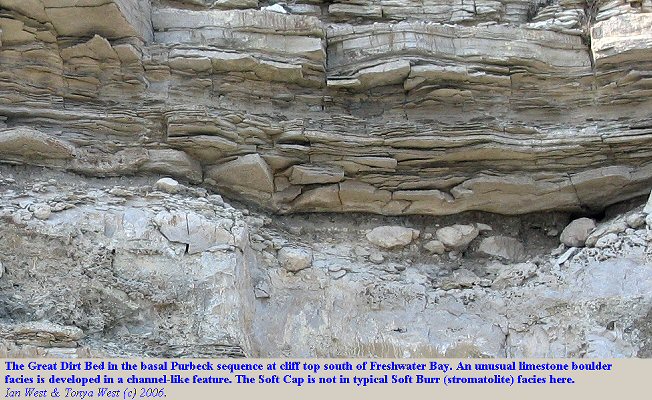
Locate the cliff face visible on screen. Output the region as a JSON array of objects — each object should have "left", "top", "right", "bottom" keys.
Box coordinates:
[
  {"left": 1, "top": 1, "right": 652, "bottom": 359},
  {"left": 1, "top": 0, "right": 652, "bottom": 215},
  {"left": 1, "top": 167, "right": 652, "bottom": 358}
]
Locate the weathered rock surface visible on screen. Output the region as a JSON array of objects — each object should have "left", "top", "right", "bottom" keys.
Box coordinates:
[
  {"left": 1, "top": 1, "right": 651, "bottom": 216},
  {"left": 560, "top": 217, "right": 597, "bottom": 247},
  {"left": 478, "top": 236, "right": 526, "bottom": 261},
  {"left": 491, "top": 262, "right": 538, "bottom": 290},
  {"left": 436, "top": 224, "right": 479, "bottom": 250},
  {"left": 277, "top": 246, "right": 313, "bottom": 272},
  {"left": 366, "top": 225, "right": 419, "bottom": 249},
  {"left": 1, "top": 166, "right": 651, "bottom": 358},
  {"left": 0, "top": 167, "right": 254, "bottom": 357}
]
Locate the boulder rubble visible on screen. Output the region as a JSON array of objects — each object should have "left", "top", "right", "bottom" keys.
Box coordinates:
[{"left": 1, "top": 166, "right": 651, "bottom": 358}]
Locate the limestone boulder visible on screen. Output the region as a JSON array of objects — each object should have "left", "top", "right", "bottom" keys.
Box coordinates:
[
  {"left": 278, "top": 246, "right": 313, "bottom": 273},
  {"left": 423, "top": 240, "right": 446, "bottom": 255},
  {"left": 32, "top": 204, "right": 52, "bottom": 221},
  {"left": 560, "top": 218, "right": 596, "bottom": 247},
  {"left": 477, "top": 236, "right": 526, "bottom": 262},
  {"left": 154, "top": 177, "right": 180, "bottom": 194},
  {"left": 436, "top": 224, "right": 479, "bottom": 250},
  {"left": 366, "top": 226, "right": 419, "bottom": 249},
  {"left": 206, "top": 154, "right": 275, "bottom": 199}
]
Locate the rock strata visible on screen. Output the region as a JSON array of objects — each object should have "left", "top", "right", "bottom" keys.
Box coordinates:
[
  {"left": 2, "top": 0, "right": 652, "bottom": 360},
  {"left": 0, "top": 1, "right": 651, "bottom": 215}
]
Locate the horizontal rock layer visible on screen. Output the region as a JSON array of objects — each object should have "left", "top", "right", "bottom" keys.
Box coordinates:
[{"left": 1, "top": 0, "right": 652, "bottom": 215}]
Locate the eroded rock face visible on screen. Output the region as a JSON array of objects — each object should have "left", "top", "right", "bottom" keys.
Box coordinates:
[
  {"left": 1, "top": 1, "right": 651, "bottom": 216},
  {"left": 0, "top": 168, "right": 255, "bottom": 357},
  {"left": 1, "top": 166, "right": 652, "bottom": 358},
  {"left": 2, "top": 1, "right": 652, "bottom": 360}
]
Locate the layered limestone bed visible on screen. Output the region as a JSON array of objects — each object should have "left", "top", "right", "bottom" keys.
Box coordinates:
[
  {"left": 0, "top": 166, "right": 651, "bottom": 358},
  {"left": 1, "top": 0, "right": 651, "bottom": 215},
  {"left": 1, "top": 0, "right": 652, "bottom": 358}
]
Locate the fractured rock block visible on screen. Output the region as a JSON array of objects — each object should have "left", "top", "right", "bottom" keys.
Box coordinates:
[
  {"left": 43, "top": 0, "right": 153, "bottom": 41},
  {"left": 205, "top": 153, "right": 275, "bottom": 199},
  {"left": 290, "top": 184, "right": 341, "bottom": 212},
  {"left": 339, "top": 180, "right": 391, "bottom": 212},
  {"left": 154, "top": 211, "right": 235, "bottom": 254},
  {"left": 288, "top": 164, "right": 345, "bottom": 185}
]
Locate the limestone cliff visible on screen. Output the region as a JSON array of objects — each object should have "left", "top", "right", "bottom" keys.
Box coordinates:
[{"left": 1, "top": 0, "right": 651, "bottom": 215}]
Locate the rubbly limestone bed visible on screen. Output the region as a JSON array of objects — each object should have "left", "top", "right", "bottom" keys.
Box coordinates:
[
  {"left": 1, "top": 0, "right": 652, "bottom": 357},
  {"left": 1, "top": 166, "right": 651, "bottom": 358}
]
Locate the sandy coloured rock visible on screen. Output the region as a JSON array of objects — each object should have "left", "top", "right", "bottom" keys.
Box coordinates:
[
  {"left": 436, "top": 224, "right": 479, "bottom": 250},
  {"left": 0, "top": 2, "right": 649, "bottom": 216},
  {"left": 560, "top": 218, "right": 596, "bottom": 247}
]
